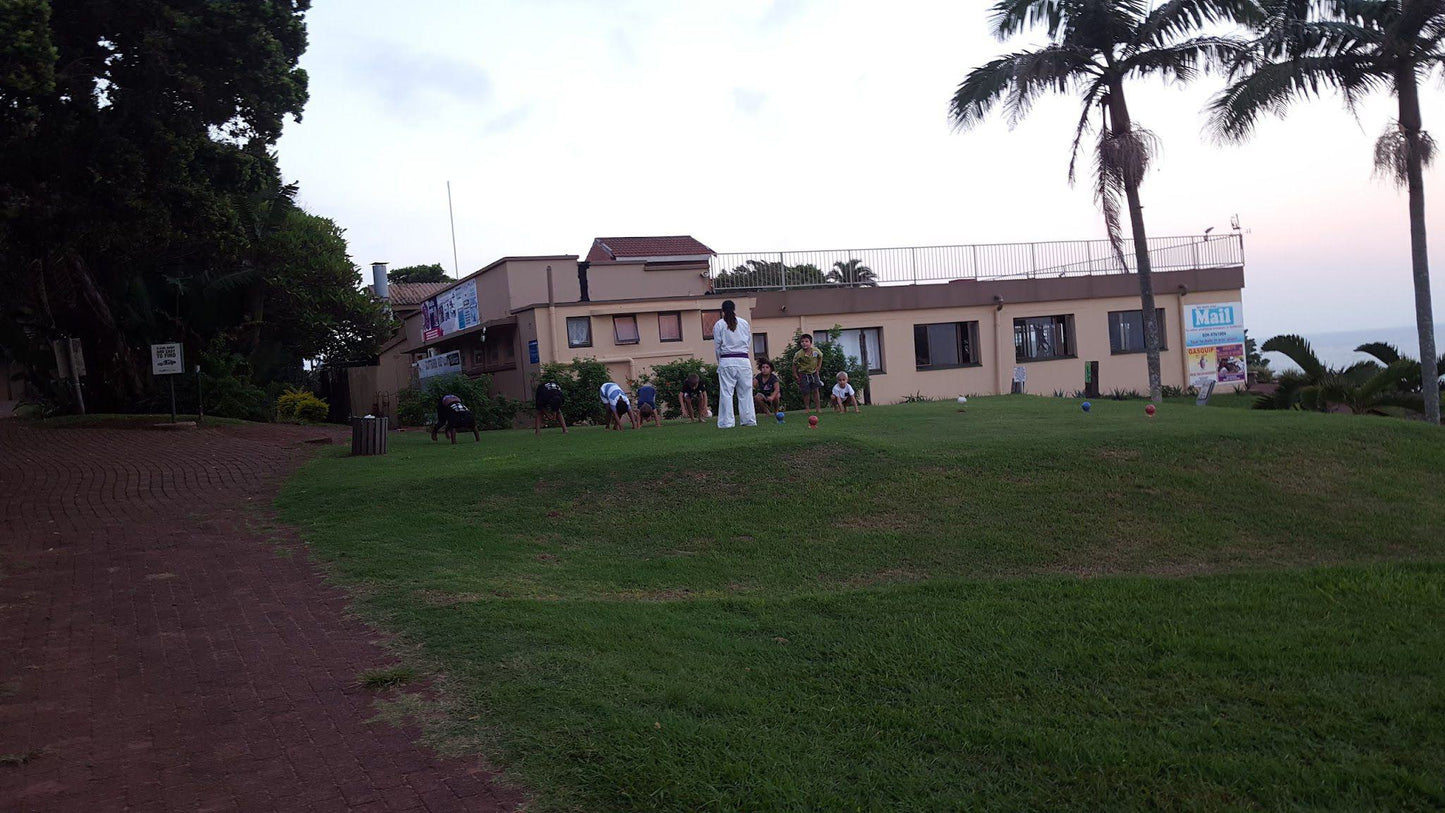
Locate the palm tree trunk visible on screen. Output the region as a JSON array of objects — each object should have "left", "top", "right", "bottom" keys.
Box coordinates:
[
  {"left": 1398, "top": 68, "right": 1439, "bottom": 424},
  {"left": 1108, "top": 85, "right": 1163, "bottom": 403}
]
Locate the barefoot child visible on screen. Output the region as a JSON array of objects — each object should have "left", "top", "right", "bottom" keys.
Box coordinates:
[
  {"left": 753, "top": 360, "right": 781, "bottom": 415},
  {"left": 831, "top": 372, "right": 860, "bottom": 413},
  {"left": 678, "top": 373, "right": 709, "bottom": 422},
  {"left": 432, "top": 394, "right": 481, "bottom": 443},
  {"left": 600, "top": 381, "right": 639, "bottom": 430},
  {"left": 534, "top": 381, "right": 568, "bottom": 435},
  {"left": 636, "top": 383, "right": 662, "bottom": 427},
  {"left": 793, "top": 334, "right": 824, "bottom": 414}
]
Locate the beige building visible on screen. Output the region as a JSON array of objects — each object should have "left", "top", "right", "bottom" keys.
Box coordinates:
[{"left": 348, "top": 234, "right": 1247, "bottom": 415}]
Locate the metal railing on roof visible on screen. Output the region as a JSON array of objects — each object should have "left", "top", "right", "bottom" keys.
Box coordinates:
[{"left": 708, "top": 233, "right": 1244, "bottom": 291}]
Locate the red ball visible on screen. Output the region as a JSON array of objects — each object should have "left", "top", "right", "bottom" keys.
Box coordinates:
[
  {"left": 808, "top": 415, "right": 819, "bottom": 426},
  {"left": 1145, "top": 404, "right": 1157, "bottom": 416}
]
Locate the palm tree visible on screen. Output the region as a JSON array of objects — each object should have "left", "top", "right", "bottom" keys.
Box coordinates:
[
  {"left": 950, "top": 0, "right": 1250, "bottom": 403},
  {"left": 1209, "top": 0, "right": 1444, "bottom": 425},
  {"left": 827, "top": 259, "right": 878, "bottom": 288},
  {"left": 1259, "top": 333, "right": 1440, "bottom": 414}
]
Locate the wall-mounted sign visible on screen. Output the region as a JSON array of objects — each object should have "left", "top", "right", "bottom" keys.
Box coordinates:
[
  {"left": 151, "top": 342, "right": 184, "bottom": 376},
  {"left": 528, "top": 340, "right": 539, "bottom": 364},
  {"left": 421, "top": 280, "right": 479, "bottom": 342},
  {"left": 416, "top": 350, "right": 464, "bottom": 380},
  {"left": 1184, "top": 302, "right": 1247, "bottom": 388}
]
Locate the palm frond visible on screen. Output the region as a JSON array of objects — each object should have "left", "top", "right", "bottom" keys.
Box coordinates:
[
  {"left": 1134, "top": 0, "right": 1265, "bottom": 50},
  {"left": 1354, "top": 340, "right": 1401, "bottom": 364},
  {"left": 950, "top": 45, "right": 1099, "bottom": 131},
  {"left": 1122, "top": 35, "right": 1253, "bottom": 83},
  {"left": 1262, "top": 333, "right": 1327, "bottom": 379},
  {"left": 1207, "top": 54, "right": 1384, "bottom": 141},
  {"left": 1374, "top": 120, "right": 1438, "bottom": 186},
  {"left": 1066, "top": 79, "right": 1107, "bottom": 185}
]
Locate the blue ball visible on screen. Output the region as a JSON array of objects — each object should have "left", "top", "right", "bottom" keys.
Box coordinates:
[
  {"left": 776, "top": 411, "right": 785, "bottom": 422},
  {"left": 1081, "top": 401, "right": 1092, "bottom": 412}
]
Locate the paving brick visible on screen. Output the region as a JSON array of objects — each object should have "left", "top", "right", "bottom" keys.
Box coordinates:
[{"left": 0, "top": 422, "right": 525, "bottom": 812}]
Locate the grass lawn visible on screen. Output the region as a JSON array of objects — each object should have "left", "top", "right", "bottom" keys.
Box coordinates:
[{"left": 278, "top": 396, "right": 1445, "bottom": 811}]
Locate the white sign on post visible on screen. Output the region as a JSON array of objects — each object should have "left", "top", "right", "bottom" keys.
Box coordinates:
[
  {"left": 151, "top": 342, "right": 185, "bottom": 376},
  {"left": 416, "top": 350, "right": 463, "bottom": 380}
]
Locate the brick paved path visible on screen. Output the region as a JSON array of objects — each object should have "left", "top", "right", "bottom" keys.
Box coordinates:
[{"left": 0, "top": 421, "right": 524, "bottom": 812}]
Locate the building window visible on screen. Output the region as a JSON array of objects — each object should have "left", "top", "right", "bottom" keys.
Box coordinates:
[
  {"left": 1108, "top": 309, "right": 1167, "bottom": 354},
  {"left": 1014, "top": 315, "right": 1075, "bottom": 362},
  {"left": 914, "top": 322, "right": 980, "bottom": 369},
  {"left": 753, "top": 332, "right": 768, "bottom": 359},
  {"left": 658, "top": 311, "right": 682, "bottom": 342},
  {"left": 566, "top": 316, "right": 592, "bottom": 348},
  {"left": 613, "top": 314, "right": 640, "bottom": 345},
  {"left": 701, "top": 309, "right": 722, "bottom": 339},
  {"left": 815, "top": 327, "right": 884, "bottom": 373}
]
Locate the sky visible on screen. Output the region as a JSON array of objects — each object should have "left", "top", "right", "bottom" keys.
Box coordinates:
[{"left": 275, "top": 0, "right": 1445, "bottom": 341}]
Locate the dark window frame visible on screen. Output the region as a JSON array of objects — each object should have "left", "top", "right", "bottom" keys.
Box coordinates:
[
  {"left": 1107, "top": 308, "right": 1168, "bottom": 355},
  {"left": 1013, "top": 314, "right": 1076, "bottom": 362},
  {"left": 752, "top": 332, "right": 768, "bottom": 359},
  {"left": 566, "top": 316, "right": 593, "bottom": 348},
  {"left": 913, "top": 321, "right": 982, "bottom": 370},
  {"left": 701, "top": 309, "right": 722, "bottom": 339},
  {"left": 813, "top": 326, "right": 886, "bottom": 374}
]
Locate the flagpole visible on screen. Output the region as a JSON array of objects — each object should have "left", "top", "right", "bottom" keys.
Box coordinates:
[{"left": 447, "top": 180, "right": 460, "bottom": 279}]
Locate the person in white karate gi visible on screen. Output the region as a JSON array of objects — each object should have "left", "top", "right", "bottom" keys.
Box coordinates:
[{"left": 712, "top": 299, "right": 757, "bottom": 429}]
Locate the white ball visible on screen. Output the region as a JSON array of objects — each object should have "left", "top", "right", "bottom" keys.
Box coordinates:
[{"left": 957, "top": 396, "right": 968, "bottom": 404}]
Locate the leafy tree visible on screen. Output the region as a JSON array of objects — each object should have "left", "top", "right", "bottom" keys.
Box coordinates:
[
  {"left": 713, "top": 260, "right": 829, "bottom": 291},
  {"left": 1210, "top": 0, "right": 1443, "bottom": 424},
  {"left": 827, "top": 259, "right": 878, "bottom": 288},
  {"left": 388, "top": 263, "right": 449, "bottom": 283},
  {"left": 950, "top": 0, "right": 1250, "bottom": 403},
  {"left": 536, "top": 357, "right": 612, "bottom": 425},
  {"left": 0, "top": 0, "right": 384, "bottom": 414}
]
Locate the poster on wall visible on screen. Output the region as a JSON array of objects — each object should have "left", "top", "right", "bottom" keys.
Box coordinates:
[
  {"left": 421, "top": 280, "right": 479, "bottom": 342},
  {"left": 1184, "top": 302, "right": 1247, "bottom": 388},
  {"left": 416, "top": 350, "right": 463, "bottom": 380}
]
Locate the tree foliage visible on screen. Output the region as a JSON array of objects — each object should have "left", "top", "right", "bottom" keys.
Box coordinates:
[
  {"left": 1211, "top": 0, "right": 1444, "bottom": 424},
  {"left": 0, "top": 0, "right": 390, "bottom": 413},
  {"left": 949, "top": 0, "right": 1252, "bottom": 402},
  {"left": 388, "top": 263, "right": 449, "bottom": 283}
]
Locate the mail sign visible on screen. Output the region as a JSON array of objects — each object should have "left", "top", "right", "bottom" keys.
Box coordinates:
[{"left": 1190, "top": 305, "right": 1237, "bottom": 330}]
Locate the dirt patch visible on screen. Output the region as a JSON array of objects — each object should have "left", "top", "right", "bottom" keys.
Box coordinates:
[{"left": 840, "top": 567, "right": 931, "bottom": 588}]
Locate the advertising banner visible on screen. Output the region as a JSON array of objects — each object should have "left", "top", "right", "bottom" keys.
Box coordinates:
[
  {"left": 416, "top": 350, "right": 464, "bottom": 380},
  {"left": 1184, "top": 303, "right": 1247, "bottom": 388},
  {"left": 151, "top": 342, "right": 185, "bottom": 376},
  {"left": 421, "top": 280, "right": 479, "bottom": 342}
]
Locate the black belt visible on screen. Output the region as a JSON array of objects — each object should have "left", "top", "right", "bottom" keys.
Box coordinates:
[{"left": 720, "top": 352, "right": 749, "bottom": 359}]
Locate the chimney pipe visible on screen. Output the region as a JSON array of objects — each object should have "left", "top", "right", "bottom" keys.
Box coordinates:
[{"left": 372, "top": 262, "right": 389, "bottom": 299}]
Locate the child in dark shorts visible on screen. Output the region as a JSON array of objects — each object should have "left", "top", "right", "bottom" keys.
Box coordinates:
[
  {"left": 679, "top": 373, "right": 710, "bottom": 422},
  {"left": 534, "top": 381, "right": 568, "bottom": 435},
  {"left": 636, "top": 383, "right": 661, "bottom": 427},
  {"left": 432, "top": 394, "right": 480, "bottom": 444}
]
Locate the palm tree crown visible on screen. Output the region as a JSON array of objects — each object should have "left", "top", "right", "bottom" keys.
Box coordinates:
[
  {"left": 950, "top": 0, "right": 1250, "bottom": 401},
  {"left": 1210, "top": 0, "right": 1444, "bottom": 423}
]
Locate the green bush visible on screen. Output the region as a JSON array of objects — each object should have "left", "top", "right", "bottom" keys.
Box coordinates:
[
  {"left": 636, "top": 357, "right": 720, "bottom": 419},
  {"left": 276, "top": 387, "right": 329, "bottom": 423},
  {"left": 772, "top": 327, "right": 870, "bottom": 410},
  {"left": 537, "top": 357, "right": 611, "bottom": 425},
  {"left": 395, "top": 372, "right": 519, "bottom": 431}
]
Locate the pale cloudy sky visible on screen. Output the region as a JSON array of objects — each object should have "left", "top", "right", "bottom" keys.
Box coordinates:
[{"left": 275, "top": 0, "right": 1444, "bottom": 339}]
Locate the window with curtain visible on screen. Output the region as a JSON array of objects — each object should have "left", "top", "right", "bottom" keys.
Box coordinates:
[
  {"left": 752, "top": 333, "right": 768, "bottom": 359},
  {"left": 566, "top": 316, "right": 592, "bottom": 348},
  {"left": 701, "top": 309, "right": 722, "bottom": 339}
]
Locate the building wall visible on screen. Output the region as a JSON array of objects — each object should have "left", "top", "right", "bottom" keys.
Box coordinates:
[
  {"left": 585, "top": 261, "right": 712, "bottom": 302},
  {"left": 752, "top": 291, "right": 1243, "bottom": 402},
  {"left": 518, "top": 295, "right": 758, "bottom": 388}
]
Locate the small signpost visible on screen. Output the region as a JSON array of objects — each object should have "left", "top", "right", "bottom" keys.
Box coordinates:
[
  {"left": 51, "top": 337, "right": 87, "bottom": 414},
  {"left": 151, "top": 342, "right": 184, "bottom": 423},
  {"left": 1011, "top": 366, "right": 1027, "bottom": 394}
]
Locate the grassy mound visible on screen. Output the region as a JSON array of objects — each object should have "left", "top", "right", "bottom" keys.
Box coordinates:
[{"left": 278, "top": 397, "right": 1445, "bottom": 811}]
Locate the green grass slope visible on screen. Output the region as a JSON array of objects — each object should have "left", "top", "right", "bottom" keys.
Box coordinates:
[{"left": 278, "top": 397, "right": 1445, "bottom": 811}]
